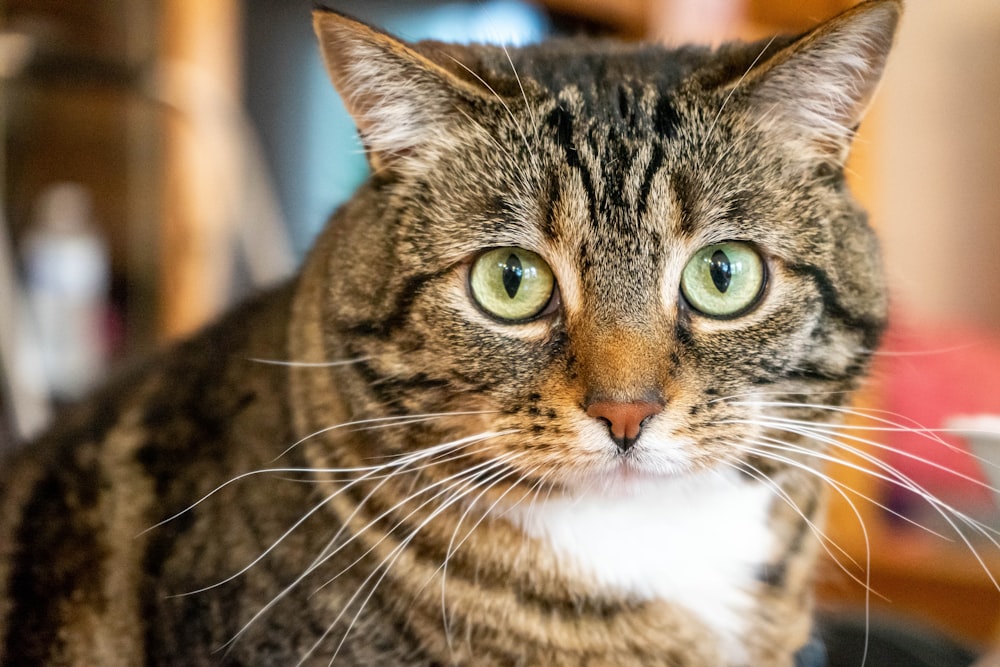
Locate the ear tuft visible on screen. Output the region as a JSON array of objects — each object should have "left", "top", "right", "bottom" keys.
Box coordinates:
[
  {"left": 746, "top": 0, "right": 902, "bottom": 162},
  {"left": 312, "top": 10, "right": 476, "bottom": 167}
]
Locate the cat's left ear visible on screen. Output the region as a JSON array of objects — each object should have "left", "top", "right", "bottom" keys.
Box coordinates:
[
  {"left": 313, "top": 10, "right": 488, "bottom": 170},
  {"left": 742, "top": 0, "right": 902, "bottom": 163}
]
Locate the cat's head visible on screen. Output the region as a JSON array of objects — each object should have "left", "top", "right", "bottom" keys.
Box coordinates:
[{"left": 306, "top": 1, "right": 899, "bottom": 495}]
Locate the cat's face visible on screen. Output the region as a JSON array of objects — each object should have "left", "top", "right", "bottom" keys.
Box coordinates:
[{"left": 311, "top": 2, "right": 895, "bottom": 497}]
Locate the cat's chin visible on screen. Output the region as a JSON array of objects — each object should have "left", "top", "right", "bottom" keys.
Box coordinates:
[{"left": 569, "top": 458, "right": 695, "bottom": 499}]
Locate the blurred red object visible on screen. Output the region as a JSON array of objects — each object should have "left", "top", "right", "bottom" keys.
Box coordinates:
[{"left": 878, "top": 315, "right": 1000, "bottom": 519}]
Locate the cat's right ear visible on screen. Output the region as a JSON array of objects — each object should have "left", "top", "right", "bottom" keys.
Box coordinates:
[{"left": 313, "top": 10, "right": 484, "bottom": 170}]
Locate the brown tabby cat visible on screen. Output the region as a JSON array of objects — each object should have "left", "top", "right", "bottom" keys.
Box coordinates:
[{"left": 0, "top": 1, "right": 901, "bottom": 664}]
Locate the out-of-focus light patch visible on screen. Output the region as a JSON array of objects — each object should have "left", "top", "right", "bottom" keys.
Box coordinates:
[{"left": 413, "top": 1, "right": 550, "bottom": 45}]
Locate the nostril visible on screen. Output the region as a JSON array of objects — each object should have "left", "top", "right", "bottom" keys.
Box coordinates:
[{"left": 585, "top": 399, "right": 663, "bottom": 451}]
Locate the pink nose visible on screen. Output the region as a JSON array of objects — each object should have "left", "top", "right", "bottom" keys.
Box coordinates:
[{"left": 586, "top": 400, "right": 663, "bottom": 452}]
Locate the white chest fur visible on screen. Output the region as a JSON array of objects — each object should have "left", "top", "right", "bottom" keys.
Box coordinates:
[{"left": 506, "top": 470, "right": 775, "bottom": 662}]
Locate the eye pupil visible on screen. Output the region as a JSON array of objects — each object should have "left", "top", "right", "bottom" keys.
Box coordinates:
[
  {"left": 709, "top": 250, "right": 732, "bottom": 293},
  {"left": 502, "top": 253, "right": 523, "bottom": 298},
  {"left": 680, "top": 241, "right": 764, "bottom": 318},
  {"left": 470, "top": 247, "right": 555, "bottom": 322}
]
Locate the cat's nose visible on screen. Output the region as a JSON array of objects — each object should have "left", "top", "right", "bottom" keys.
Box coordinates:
[{"left": 585, "top": 399, "right": 663, "bottom": 453}]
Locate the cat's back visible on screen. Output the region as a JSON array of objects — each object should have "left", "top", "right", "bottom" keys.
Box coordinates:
[{"left": 0, "top": 283, "right": 300, "bottom": 664}]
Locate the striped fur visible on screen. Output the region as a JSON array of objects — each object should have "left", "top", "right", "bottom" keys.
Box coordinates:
[{"left": 0, "top": 2, "right": 900, "bottom": 664}]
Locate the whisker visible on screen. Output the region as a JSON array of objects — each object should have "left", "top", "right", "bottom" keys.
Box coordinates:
[
  {"left": 221, "top": 435, "right": 518, "bottom": 656},
  {"left": 305, "top": 441, "right": 510, "bottom": 573},
  {"left": 437, "top": 464, "right": 541, "bottom": 649},
  {"left": 745, "top": 415, "right": 1000, "bottom": 508},
  {"left": 699, "top": 36, "right": 777, "bottom": 158},
  {"left": 179, "top": 442, "right": 508, "bottom": 599},
  {"left": 732, "top": 446, "right": 875, "bottom": 665},
  {"left": 314, "top": 453, "right": 523, "bottom": 596},
  {"left": 246, "top": 357, "right": 369, "bottom": 367},
  {"left": 743, "top": 427, "right": 1000, "bottom": 590},
  {"left": 724, "top": 398, "right": 1000, "bottom": 477},
  {"left": 730, "top": 457, "right": 862, "bottom": 571},
  {"left": 145, "top": 431, "right": 505, "bottom": 536},
  {"left": 273, "top": 410, "right": 500, "bottom": 461},
  {"left": 748, "top": 436, "right": 950, "bottom": 540},
  {"left": 440, "top": 53, "right": 537, "bottom": 171},
  {"left": 314, "top": 458, "right": 524, "bottom": 666}
]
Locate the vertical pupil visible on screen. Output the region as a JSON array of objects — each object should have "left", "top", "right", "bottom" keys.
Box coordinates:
[
  {"left": 709, "top": 250, "right": 732, "bottom": 293},
  {"left": 502, "top": 254, "right": 523, "bottom": 298}
]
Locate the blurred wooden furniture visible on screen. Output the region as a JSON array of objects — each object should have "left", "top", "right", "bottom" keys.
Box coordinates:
[{"left": 158, "top": 0, "right": 244, "bottom": 340}]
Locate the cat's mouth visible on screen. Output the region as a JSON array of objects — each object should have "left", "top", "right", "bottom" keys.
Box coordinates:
[{"left": 553, "top": 442, "right": 699, "bottom": 497}]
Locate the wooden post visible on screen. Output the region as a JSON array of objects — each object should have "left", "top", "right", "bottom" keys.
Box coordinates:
[{"left": 157, "top": 0, "right": 243, "bottom": 340}]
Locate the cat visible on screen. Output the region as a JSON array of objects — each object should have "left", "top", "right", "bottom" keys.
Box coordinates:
[{"left": 0, "top": 1, "right": 902, "bottom": 664}]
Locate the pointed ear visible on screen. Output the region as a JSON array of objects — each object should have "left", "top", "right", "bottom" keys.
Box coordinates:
[
  {"left": 312, "top": 10, "right": 484, "bottom": 169},
  {"left": 743, "top": 0, "right": 902, "bottom": 163}
]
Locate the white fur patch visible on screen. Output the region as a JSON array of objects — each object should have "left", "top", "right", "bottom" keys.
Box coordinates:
[{"left": 507, "top": 470, "right": 774, "bottom": 663}]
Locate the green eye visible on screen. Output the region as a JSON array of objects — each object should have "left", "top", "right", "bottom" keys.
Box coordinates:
[
  {"left": 469, "top": 247, "right": 555, "bottom": 322},
  {"left": 681, "top": 242, "right": 765, "bottom": 318}
]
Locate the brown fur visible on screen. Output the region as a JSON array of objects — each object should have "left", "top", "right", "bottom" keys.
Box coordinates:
[{"left": 0, "top": 2, "right": 900, "bottom": 664}]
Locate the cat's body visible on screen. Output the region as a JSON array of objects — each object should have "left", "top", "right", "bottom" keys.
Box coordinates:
[{"left": 0, "top": 2, "right": 900, "bottom": 664}]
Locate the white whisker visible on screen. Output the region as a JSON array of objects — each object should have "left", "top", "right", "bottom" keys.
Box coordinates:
[
  {"left": 220, "top": 432, "right": 518, "bottom": 656},
  {"left": 735, "top": 421, "right": 1000, "bottom": 591},
  {"left": 731, "top": 446, "right": 874, "bottom": 665},
  {"left": 273, "top": 410, "right": 500, "bottom": 461},
  {"left": 437, "top": 464, "right": 541, "bottom": 650},
  {"left": 440, "top": 53, "right": 537, "bottom": 171},
  {"left": 700, "top": 36, "right": 777, "bottom": 159},
  {"left": 313, "top": 457, "right": 524, "bottom": 666},
  {"left": 246, "top": 357, "right": 369, "bottom": 367}
]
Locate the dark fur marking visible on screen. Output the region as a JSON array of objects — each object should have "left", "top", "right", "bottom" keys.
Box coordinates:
[
  {"left": 353, "top": 360, "right": 452, "bottom": 414},
  {"left": 343, "top": 269, "right": 449, "bottom": 340},
  {"left": 637, "top": 143, "right": 664, "bottom": 218},
  {"left": 674, "top": 315, "right": 695, "bottom": 348},
  {"left": 542, "top": 173, "right": 561, "bottom": 239},
  {"left": 546, "top": 105, "right": 579, "bottom": 168},
  {"left": 671, "top": 171, "right": 698, "bottom": 236},
  {"left": 545, "top": 105, "right": 598, "bottom": 225},
  {"left": 788, "top": 496, "right": 816, "bottom": 556},
  {"left": 757, "top": 560, "right": 788, "bottom": 589},
  {"left": 787, "top": 263, "right": 885, "bottom": 351},
  {"left": 617, "top": 84, "right": 631, "bottom": 122},
  {"left": 3, "top": 464, "right": 103, "bottom": 660},
  {"left": 653, "top": 94, "right": 681, "bottom": 140}
]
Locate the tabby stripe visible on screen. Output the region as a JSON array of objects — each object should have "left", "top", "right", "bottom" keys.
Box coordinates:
[
  {"left": 349, "top": 358, "right": 451, "bottom": 415},
  {"left": 342, "top": 268, "right": 450, "bottom": 340},
  {"left": 342, "top": 476, "right": 639, "bottom": 626},
  {"left": 637, "top": 142, "right": 665, "bottom": 218},
  {"left": 653, "top": 93, "right": 682, "bottom": 140},
  {"left": 758, "top": 505, "right": 814, "bottom": 590},
  {"left": 545, "top": 105, "right": 599, "bottom": 226},
  {"left": 2, "top": 452, "right": 104, "bottom": 660},
  {"left": 787, "top": 263, "right": 885, "bottom": 349},
  {"left": 671, "top": 171, "right": 698, "bottom": 236}
]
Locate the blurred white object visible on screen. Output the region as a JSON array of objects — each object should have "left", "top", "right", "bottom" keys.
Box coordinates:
[
  {"left": 21, "top": 183, "right": 109, "bottom": 401},
  {"left": 946, "top": 415, "right": 1000, "bottom": 504}
]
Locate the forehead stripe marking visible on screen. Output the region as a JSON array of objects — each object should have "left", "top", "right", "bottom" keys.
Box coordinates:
[{"left": 545, "top": 105, "right": 598, "bottom": 227}]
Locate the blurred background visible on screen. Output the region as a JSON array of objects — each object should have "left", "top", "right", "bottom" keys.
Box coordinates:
[{"left": 0, "top": 0, "right": 999, "bottom": 656}]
